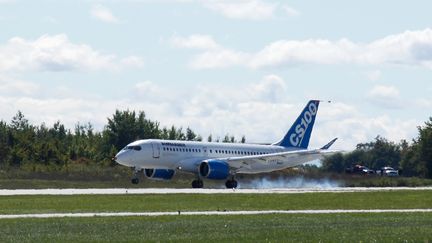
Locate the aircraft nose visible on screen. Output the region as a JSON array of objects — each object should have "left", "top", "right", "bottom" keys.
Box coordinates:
[{"left": 114, "top": 151, "right": 129, "bottom": 166}]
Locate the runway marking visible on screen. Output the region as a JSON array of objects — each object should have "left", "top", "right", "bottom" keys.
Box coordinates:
[
  {"left": 1, "top": 209, "right": 432, "bottom": 219},
  {"left": 1, "top": 187, "right": 432, "bottom": 196}
]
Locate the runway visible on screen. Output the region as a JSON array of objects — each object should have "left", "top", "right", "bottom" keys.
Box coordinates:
[
  {"left": 1, "top": 209, "right": 432, "bottom": 219},
  {"left": 1, "top": 187, "right": 431, "bottom": 195}
]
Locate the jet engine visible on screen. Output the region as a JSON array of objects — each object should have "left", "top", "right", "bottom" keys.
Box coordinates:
[
  {"left": 144, "top": 169, "right": 175, "bottom": 180},
  {"left": 199, "top": 160, "right": 230, "bottom": 180}
]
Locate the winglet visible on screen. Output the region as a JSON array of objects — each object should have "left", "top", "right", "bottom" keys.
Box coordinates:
[{"left": 320, "top": 138, "right": 338, "bottom": 150}]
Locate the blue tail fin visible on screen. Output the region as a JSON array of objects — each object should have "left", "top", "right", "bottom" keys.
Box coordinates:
[{"left": 274, "top": 100, "right": 320, "bottom": 149}]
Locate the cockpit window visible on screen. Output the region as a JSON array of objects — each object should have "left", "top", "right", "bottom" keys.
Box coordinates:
[{"left": 125, "top": 145, "right": 141, "bottom": 151}]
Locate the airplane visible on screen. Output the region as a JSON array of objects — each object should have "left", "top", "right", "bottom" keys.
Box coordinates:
[{"left": 114, "top": 100, "right": 338, "bottom": 188}]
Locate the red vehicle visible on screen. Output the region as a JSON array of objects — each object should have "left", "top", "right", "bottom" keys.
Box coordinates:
[{"left": 345, "top": 165, "right": 375, "bottom": 175}]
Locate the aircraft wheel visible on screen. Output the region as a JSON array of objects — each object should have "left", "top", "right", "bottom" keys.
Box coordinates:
[
  {"left": 131, "top": 178, "right": 139, "bottom": 184},
  {"left": 192, "top": 179, "right": 203, "bottom": 188},
  {"left": 225, "top": 179, "right": 238, "bottom": 189}
]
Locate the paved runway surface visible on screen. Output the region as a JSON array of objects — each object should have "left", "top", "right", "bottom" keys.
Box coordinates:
[
  {"left": 1, "top": 187, "right": 431, "bottom": 195},
  {"left": 1, "top": 209, "right": 432, "bottom": 219}
]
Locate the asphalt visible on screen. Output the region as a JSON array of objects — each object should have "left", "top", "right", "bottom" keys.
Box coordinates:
[
  {"left": 1, "top": 187, "right": 432, "bottom": 195},
  {"left": 1, "top": 209, "right": 432, "bottom": 219}
]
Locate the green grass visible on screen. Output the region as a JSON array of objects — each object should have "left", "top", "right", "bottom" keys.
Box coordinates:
[
  {"left": 1, "top": 190, "right": 431, "bottom": 242},
  {"left": 2, "top": 166, "right": 432, "bottom": 189},
  {"left": 0, "top": 191, "right": 431, "bottom": 214},
  {"left": 0, "top": 213, "right": 431, "bottom": 242}
]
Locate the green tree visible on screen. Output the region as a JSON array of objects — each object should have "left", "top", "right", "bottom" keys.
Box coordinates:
[
  {"left": 416, "top": 118, "right": 432, "bottom": 178},
  {"left": 186, "top": 127, "right": 196, "bottom": 141},
  {"left": 352, "top": 136, "right": 401, "bottom": 169},
  {"left": 104, "top": 110, "right": 160, "bottom": 151},
  {"left": 321, "top": 152, "right": 346, "bottom": 173},
  {"left": 9, "top": 111, "right": 36, "bottom": 167},
  {"left": 0, "top": 121, "right": 10, "bottom": 167}
]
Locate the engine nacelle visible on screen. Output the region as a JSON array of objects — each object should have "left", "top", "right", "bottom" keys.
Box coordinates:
[
  {"left": 199, "top": 160, "right": 230, "bottom": 180},
  {"left": 144, "top": 169, "right": 175, "bottom": 180}
]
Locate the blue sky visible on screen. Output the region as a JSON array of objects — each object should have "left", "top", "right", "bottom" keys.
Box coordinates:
[{"left": 1, "top": 0, "right": 432, "bottom": 150}]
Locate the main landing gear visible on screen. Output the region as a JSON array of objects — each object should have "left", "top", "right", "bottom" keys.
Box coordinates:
[
  {"left": 192, "top": 179, "right": 204, "bottom": 188},
  {"left": 131, "top": 168, "right": 141, "bottom": 184},
  {"left": 225, "top": 178, "right": 238, "bottom": 189}
]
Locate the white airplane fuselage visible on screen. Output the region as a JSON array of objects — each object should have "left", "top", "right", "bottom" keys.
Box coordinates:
[
  {"left": 116, "top": 139, "right": 319, "bottom": 174},
  {"left": 114, "top": 100, "right": 337, "bottom": 188}
]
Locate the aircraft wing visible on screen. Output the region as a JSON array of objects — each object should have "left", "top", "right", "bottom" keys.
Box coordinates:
[{"left": 222, "top": 149, "right": 339, "bottom": 172}]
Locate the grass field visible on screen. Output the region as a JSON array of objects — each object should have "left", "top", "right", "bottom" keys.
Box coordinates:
[
  {"left": 1, "top": 190, "right": 431, "bottom": 242},
  {"left": 0, "top": 191, "right": 432, "bottom": 214},
  {"left": 1, "top": 213, "right": 432, "bottom": 242}
]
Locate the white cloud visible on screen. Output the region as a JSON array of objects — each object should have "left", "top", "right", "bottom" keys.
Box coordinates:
[
  {"left": 0, "top": 34, "right": 144, "bottom": 72},
  {"left": 190, "top": 49, "right": 249, "bottom": 69},
  {"left": 282, "top": 5, "right": 300, "bottom": 17},
  {"left": 368, "top": 85, "right": 400, "bottom": 99},
  {"left": 415, "top": 98, "right": 432, "bottom": 109},
  {"left": 172, "top": 28, "right": 432, "bottom": 70},
  {"left": 0, "top": 76, "right": 39, "bottom": 96},
  {"left": 170, "top": 35, "right": 220, "bottom": 50},
  {"left": 120, "top": 56, "right": 145, "bottom": 68},
  {"left": 202, "top": 0, "right": 277, "bottom": 20},
  {"left": 366, "top": 70, "right": 382, "bottom": 81},
  {"left": 367, "top": 84, "right": 403, "bottom": 109},
  {"left": 90, "top": 5, "right": 119, "bottom": 23},
  {"left": 249, "top": 74, "right": 288, "bottom": 103},
  {"left": 201, "top": 0, "right": 300, "bottom": 20},
  {"left": 135, "top": 81, "right": 159, "bottom": 93},
  {"left": 0, "top": 76, "right": 422, "bottom": 151}
]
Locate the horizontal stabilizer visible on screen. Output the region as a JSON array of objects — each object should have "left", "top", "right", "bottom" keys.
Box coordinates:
[{"left": 320, "top": 138, "right": 338, "bottom": 150}]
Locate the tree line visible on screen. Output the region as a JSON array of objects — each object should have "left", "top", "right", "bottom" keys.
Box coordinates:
[
  {"left": 0, "top": 110, "right": 245, "bottom": 171},
  {"left": 1, "top": 109, "right": 430, "bottom": 179},
  {"left": 322, "top": 118, "right": 432, "bottom": 179}
]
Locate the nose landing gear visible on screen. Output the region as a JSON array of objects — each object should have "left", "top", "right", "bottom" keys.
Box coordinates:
[
  {"left": 131, "top": 168, "right": 141, "bottom": 184},
  {"left": 131, "top": 178, "right": 139, "bottom": 184}
]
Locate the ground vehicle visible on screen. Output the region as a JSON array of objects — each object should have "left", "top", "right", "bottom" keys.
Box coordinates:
[
  {"left": 377, "top": 167, "right": 399, "bottom": 177},
  {"left": 345, "top": 165, "right": 375, "bottom": 175}
]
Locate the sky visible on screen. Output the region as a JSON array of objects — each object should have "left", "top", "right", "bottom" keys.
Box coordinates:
[{"left": 0, "top": 0, "right": 432, "bottom": 150}]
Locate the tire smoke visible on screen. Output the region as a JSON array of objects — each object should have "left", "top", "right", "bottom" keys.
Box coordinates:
[{"left": 238, "top": 176, "right": 342, "bottom": 189}]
